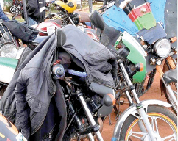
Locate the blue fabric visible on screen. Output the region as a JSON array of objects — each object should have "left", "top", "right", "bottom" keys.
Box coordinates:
[
  {"left": 0, "top": 5, "right": 9, "bottom": 22},
  {"left": 138, "top": 23, "right": 167, "bottom": 44},
  {"left": 102, "top": 1, "right": 166, "bottom": 35},
  {"left": 27, "top": 17, "right": 38, "bottom": 26},
  {"left": 102, "top": 5, "right": 139, "bottom": 35},
  {"left": 148, "top": 0, "right": 166, "bottom": 28}
]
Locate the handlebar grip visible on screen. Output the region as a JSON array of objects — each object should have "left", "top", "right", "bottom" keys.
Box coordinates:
[{"left": 68, "top": 69, "right": 87, "bottom": 78}]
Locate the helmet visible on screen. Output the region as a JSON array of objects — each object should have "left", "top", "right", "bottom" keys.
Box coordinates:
[{"left": 55, "top": 0, "right": 77, "bottom": 13}]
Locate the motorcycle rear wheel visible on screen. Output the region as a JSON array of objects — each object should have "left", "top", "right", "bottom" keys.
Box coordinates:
[{"left": 119, "top": 105, "right": 177, "bottom": 141}]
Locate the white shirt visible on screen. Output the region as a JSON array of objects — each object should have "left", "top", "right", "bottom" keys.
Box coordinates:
[{"left": 0, "top": 0, "right": 4, "bottom": 9}]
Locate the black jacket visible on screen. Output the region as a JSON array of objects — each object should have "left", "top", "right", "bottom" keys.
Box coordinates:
[
  {"left": 0, "top": 34, "right": 65, "bottom": 140},
  {"left": 0, "top": 25, "right": 116, "bottom": 140},
  {"left": 3, "top": 20, "right": 39, "bottom": 44},
  {"left": 62, "top": 25, "right": 116, "bottom": 88},
  {"left": 26, "top": 0, "right": 45, "bottom": 23}
]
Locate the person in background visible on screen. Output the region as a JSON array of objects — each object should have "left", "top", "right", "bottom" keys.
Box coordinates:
[
  {"left": 0, "top": 4, "right": 9, "bottom": 22},
  {"left": 23, "top": 0, "right": 45, "bottom": 26}
]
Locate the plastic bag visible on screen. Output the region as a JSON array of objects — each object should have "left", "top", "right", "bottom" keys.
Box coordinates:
[
  {"left": 0, "top": 23, "right": 18, "bottom": 58},
  {"left": 0, "top": 43, "right": 18, "bottom": 58}
]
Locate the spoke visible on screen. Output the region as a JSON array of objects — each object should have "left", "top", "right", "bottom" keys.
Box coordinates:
[
  {"left": 150, "top": 116, "right": 159, "bottom": 133},
  {"left": 161, "top": 134, "right": 176, "bottom": 141},
  {"left": 150, "top": 116, "right": 162, "bottom": 138},
  {"left": 129, "top": 130, "right": 148, "bottom": 139},
  {"left": 154, "top": 117, "right": 159, "bottom": 134}
]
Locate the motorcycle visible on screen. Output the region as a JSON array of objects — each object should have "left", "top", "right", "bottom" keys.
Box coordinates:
[
  {"left": 0, "top": 14, "right": 97, "bottom": 100},
  {"left": 100, "top": 0, "right": 177, "bottom": 113},
  {"left": 0, "top": 23, "right": 176, "bottom": 141},
  {"left": 90, "top": 9, "right": 177, "bottom": 140},
  {"left": 44, "top": 0, "right": 91, "bottom": 27}
]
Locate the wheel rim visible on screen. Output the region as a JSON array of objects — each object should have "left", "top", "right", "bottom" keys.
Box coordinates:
[{"left": 125, "top": 113, "right": 177, "bottom": 141}]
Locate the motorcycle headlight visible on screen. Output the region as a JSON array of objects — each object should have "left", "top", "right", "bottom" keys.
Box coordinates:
[{"left": 154, "top": 38, "right": 171, "bottom": 58}]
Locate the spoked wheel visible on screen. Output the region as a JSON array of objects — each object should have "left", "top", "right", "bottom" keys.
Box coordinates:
[{"left": 119, "top": 105, "right": 177, "bottom": 141}]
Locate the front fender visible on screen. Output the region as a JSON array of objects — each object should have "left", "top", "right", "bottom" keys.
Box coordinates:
[{"left": 112, "top": 99, "right": 171, "bottom": 141}]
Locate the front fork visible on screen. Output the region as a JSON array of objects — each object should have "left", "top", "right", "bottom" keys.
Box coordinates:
[
  {"left": 119, "top": 61, "right": 157, "bottom": 141},
  {"left": 78, "top": 93, "right": 104, "bottom": 141}
]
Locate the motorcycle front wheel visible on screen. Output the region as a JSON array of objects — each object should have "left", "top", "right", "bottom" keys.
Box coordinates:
[{"left": 119, "top": 105, "right": 177, "bottom": 141}]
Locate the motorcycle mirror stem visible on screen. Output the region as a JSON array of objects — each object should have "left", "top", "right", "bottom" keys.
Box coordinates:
[
  {"left": 56, "top": 29, "right": 66, "bottom": 47},
  {"left": 90, "top": 11, "right": 105, "bottom": 31}
]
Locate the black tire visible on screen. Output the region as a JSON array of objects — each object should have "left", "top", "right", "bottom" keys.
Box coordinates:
[{"left": 119, "top": 105, "right": 177, "bottom": 141}]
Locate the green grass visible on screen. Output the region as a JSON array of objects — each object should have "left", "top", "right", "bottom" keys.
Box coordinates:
[{"left": 7, "top": 15, "right": 25, "bottom": 22}]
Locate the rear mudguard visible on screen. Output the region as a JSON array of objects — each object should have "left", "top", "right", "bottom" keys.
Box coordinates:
[{"left": 111, "top": 99, "right": 171, "bottom": 141}]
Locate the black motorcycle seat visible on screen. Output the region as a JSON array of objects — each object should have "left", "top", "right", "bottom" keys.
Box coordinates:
[{"left": 162, "top": 68, "right": 177, "bottom": 84}]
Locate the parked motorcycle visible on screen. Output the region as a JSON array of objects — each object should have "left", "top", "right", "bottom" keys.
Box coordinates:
[
  {"left": 0, "top": 21, "right": 177, "bottom": 141},
  {"left": 90, "top": 11, "right": 177, "bottom": 139},
  {"left": 100, "top": 0, "right": 177, "bottom": 113},
  {"left": 44, "top": 0, "right": 91, "bottom": 27}
]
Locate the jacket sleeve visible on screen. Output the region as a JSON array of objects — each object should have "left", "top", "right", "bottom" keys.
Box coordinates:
[
  {"left": 0, "top": 5, "right": 9, "bottom": 22},
  {"left": 15, "top": 72, "right": 31, "bottom": 140}
]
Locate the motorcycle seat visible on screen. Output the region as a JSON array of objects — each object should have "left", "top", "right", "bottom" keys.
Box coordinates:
[{"left": 162, "top": 68, "right": 177, "bottom": 84}]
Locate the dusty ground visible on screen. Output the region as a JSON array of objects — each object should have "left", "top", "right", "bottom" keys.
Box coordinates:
[{"left": 101, "top": 72, "right": 172, "bottom": 141}]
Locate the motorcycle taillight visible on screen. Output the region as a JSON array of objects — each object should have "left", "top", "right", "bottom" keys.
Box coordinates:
[{"left": 37, "top": 21, "right": 61, "bottom": 36}]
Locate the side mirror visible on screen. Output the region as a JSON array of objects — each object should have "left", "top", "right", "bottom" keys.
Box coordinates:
[
  {"left": 56, "top": 29, "right": 66, "bottom": 47},
  {"left": 90, "top": 11, "right": 105, "bottom": 31}
]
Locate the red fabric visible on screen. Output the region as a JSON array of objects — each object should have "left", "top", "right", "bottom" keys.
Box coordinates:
[{"left": 128, "top": 2, "right": 151, "bottom": 22}]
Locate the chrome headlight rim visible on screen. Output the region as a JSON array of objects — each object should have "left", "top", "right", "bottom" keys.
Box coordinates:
[{"left": 154, "top": 38, "right": 171, "bottom": 58}]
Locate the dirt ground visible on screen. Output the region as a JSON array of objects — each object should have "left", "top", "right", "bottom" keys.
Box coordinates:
[{"left": 101, "top": 72, "right": 171, "bottom": 141}]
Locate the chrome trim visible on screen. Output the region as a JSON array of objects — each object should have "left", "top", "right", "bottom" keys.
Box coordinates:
[{"left": 78, "top": 95, "right": 104, "bottom": 141}]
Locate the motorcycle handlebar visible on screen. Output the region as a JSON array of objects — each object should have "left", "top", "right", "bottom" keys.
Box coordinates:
[{"left": 68, "top": 69, "right": 87, "bottom": 78}]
